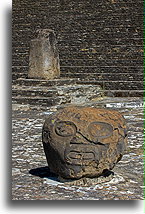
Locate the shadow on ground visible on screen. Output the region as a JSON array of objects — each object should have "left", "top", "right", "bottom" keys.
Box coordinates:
[{"left": 29, "top": 166, "right": 57, "bottom": 178}]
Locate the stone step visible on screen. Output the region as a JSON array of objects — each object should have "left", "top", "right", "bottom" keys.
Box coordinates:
[
  {"left": 13, "top": 32, "right": 143, "bottom": 45},
  {"left": 12, "top": 58, "right": 143, "bottom": 67},
  {"left": 12, "top": 52, "right": 143, "bottom": 63},
  {"left": 12, "top": 71, "right": 143, "bottom": 81},
  {"left": 12, "top": 51, "right": 143, "bottom": 68},
  {"left": 12, "top": 25, "right": 142, "bottom": 34},
  {"left": 12, "top": 26, "right": 143, "bottom": 39},
  {"left": 12, "top": 77, "right": 78, "bottom": 87},
  {"left": 12, "top": 86, "right": 58, "bottom": 98},
  {"left": 12, "top": 3, "right": 143, "bottom": 15},
  {"left": 12, "top": 29, "right": 143, "bottom": 41},
  {"left": 12, "top": 21, "right": 143, "bottom": 34},
  {"left": 104, "top": 90, "right": 143, "bottom": 97},
  {"left": 59, "top": 53, "right": 143, "bottom": 61},
  {"left": 60, "top": 59, "right": 143, "bottom": 67},
  {"left": 12, "top": 72, "right": 28, "bottom": 80},
  {"left": 14, "top": 24, "right": 143, "bottom": 33},
  {"left": 12, "top": 84, "right": 103, "bottom": 106},
  {"left": 60, "top": 73, "right": 143, "bottom": 81},
  {"left": 12, "top": 83, "right": 143, "bottom": 108},
  {"left": 58, "top": 41, "right": 143, "bottom": 50},
  {"left": 12, "top": 80, "right": 143, "bottom": 97},
  {"left": 12, "top": 47, "right": 142, "bottom": 62},
  {"left": 12, "top": 65, "right": 143, "bottom": 75},
  {"left": 60, "top": 66, "right": 143, "bottom": 73},
  {"left": 76, "top": 80, "right": 143, "bottom": 90},
  {"left": 57, "top": 34, "right": 143, "bottom": 41},
  {"left": 12, "top": 96, "right": 61, "bottom": 107},
  {"left": 12, "top": 76, "right": 143, "bottom": 91},
  {"left": 12, "top": 48, "right": 143, "bottom": 64},
  {"left": 12, "top": 77, "right": 143, "bottom": 90},
  {"left": 13, "top": 5, "right": 142, "bottom": 19},
  {"left": 13, "top": 90, "right": 144, "bottom": 107},
  {"left": 12, "top": 47, "right": 143, "bottom": 60},
  {"left": 12, "top": 75, "right": 143, "bottom": 107},
  {"left": 12, "top": 53, "right": 143, "bottom": 66},
  {"left": 12, "top": 40, "right": 143, "bottom": 51}
]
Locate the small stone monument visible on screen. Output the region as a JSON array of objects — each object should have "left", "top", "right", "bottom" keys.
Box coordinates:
[
  {"left": 28, "top": 29, "right": 60, "bottom": 80},
  {"left": 42, "top": 106, "right": 127, "bottom": 180}
]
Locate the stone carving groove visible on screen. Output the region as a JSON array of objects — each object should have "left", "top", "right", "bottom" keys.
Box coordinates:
[{"left": 42, "top": 106, "right": 127, "bottom": 179}]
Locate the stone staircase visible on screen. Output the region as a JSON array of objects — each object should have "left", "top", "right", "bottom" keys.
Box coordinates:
[
  {"left": 12, "top": 75, "right": 104, "bottom": 107},
  {"left": 12, "top": 0, "right": 143, "bottom": 106},
  {"left": 12, "top": 67, "right": 143, "bottom": 107}
]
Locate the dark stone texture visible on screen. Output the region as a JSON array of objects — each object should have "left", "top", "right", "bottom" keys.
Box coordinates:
[
  {"left": 42, "top": 106, "right": 127, "bottom": 179},
  {"left": 12, "top": 0, "right": 143, "bottom": 95}
]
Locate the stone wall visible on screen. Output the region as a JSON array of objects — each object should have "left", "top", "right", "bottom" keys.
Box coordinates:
[{"left": 12, "top": 0, "right": 143, "bottom": 90}]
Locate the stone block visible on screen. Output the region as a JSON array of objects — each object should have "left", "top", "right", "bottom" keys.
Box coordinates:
[
  {"left": 42, "top": 106, "right": 127, "bottom": 179},
  {"left": 28, "top": 29, "right": 60, "bottom": 80}
]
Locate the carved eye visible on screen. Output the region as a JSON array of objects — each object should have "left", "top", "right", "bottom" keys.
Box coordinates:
[
  {"left": 55, "top": 121, "right": 77, "bottom": 137},
  {"left": 88, "top": 122, "right": 113, "bottom": 139}
]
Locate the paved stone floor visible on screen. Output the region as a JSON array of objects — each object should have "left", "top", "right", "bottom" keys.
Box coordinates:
[{"left": 12, "top": 97, "right": 144, "bottom": 200}]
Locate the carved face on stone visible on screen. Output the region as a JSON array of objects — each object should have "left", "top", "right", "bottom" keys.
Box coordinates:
[{"left": 42, "top": 106, "right": 127, "bottom": 179}]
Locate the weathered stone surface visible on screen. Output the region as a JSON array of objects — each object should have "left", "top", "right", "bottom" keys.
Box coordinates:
[
  {"left": 42, "top": 106, "right": 127, "bottom": 179},
  {"left": 28, "top": 29, "right": 60, "bottom": 80}
]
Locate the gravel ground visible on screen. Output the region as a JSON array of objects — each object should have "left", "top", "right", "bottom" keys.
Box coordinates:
[{"left": 12, "top": 97, "right": 144, "bottom": 200}]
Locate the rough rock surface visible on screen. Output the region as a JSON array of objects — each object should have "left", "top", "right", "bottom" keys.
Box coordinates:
[
  {"left": 42, "top": 106, "right": 127, "bottom": 179},
  {"left": 28, "top": 29, "right": 60, "bottom": 80}
]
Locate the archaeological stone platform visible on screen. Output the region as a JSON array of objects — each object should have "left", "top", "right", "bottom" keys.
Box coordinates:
[{"left": 12, "top": 0, "right": 143, "bottom": 99}]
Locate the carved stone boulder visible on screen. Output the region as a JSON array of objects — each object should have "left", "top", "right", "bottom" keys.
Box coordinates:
[{"left": 42, "top": 106, "right": 127, "bottom": 179}]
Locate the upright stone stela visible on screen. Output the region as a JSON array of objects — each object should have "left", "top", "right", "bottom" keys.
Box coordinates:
[{"left": 28, "top": 29, "right": 60, "bottom": 80}]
